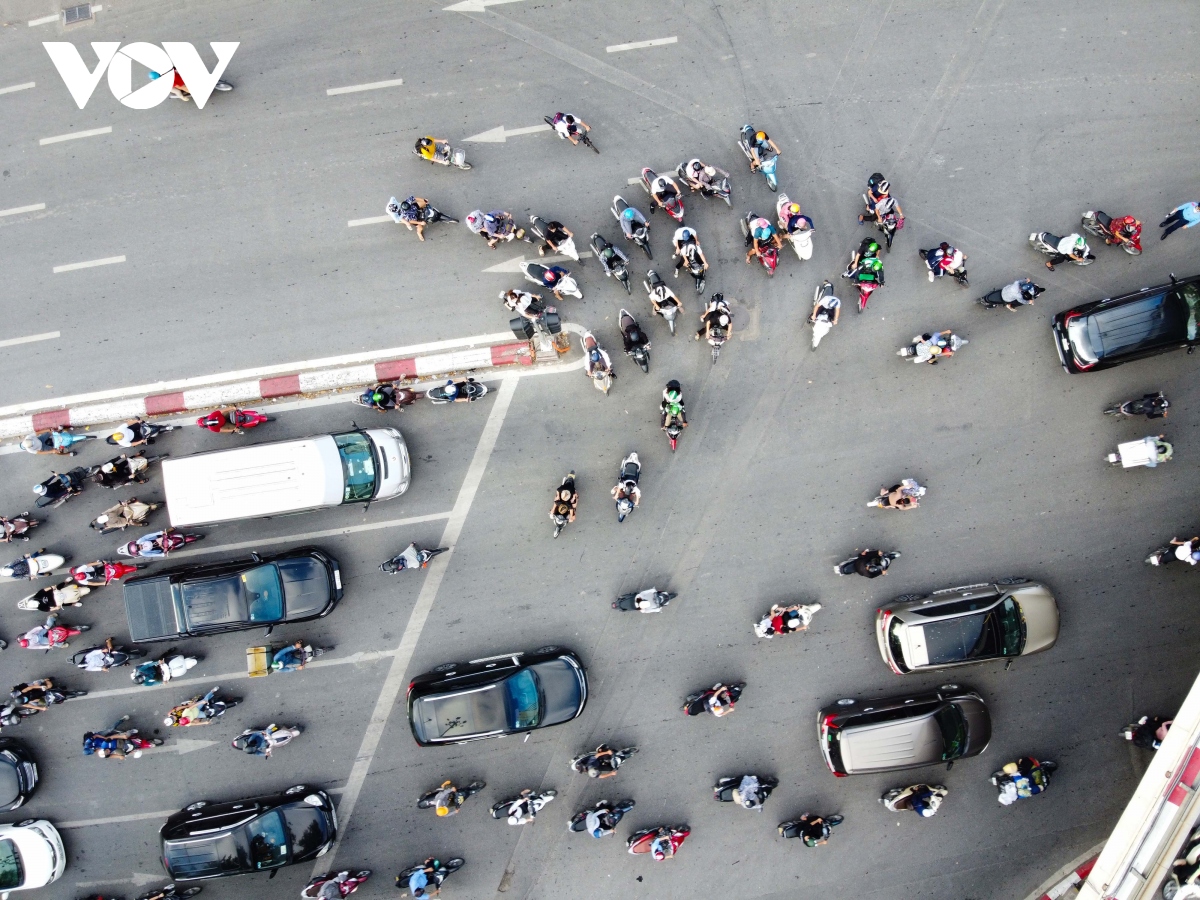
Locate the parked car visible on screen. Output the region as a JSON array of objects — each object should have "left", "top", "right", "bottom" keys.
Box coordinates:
[
  {"left": 1051, "top": 274, "right": 1200, "bottom": 373},
  {"left": 123, "top": 547, "right": 341, "bottom": 643},
  {"left": 0, "top": 741, "right": 38, "bottom": 812},
  {"left": 0, "top": 820, "right": 65, "bottom": 896},
  {"left": 818, "top": 687, "right": 991, "bottom": 776},
  {"left": 160, "top": 785, "right": 336, "bottom": 882},
  {"left": 407, "top": 647, "right": 588, "bottom": 746},
  {"left": 875, "top": 578, "right": 1059, "bottom": 674}
]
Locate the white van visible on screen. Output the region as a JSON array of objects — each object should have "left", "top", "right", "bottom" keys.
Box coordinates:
[{"left": 162, "top": 428, "right": 411, "bottom": 527}]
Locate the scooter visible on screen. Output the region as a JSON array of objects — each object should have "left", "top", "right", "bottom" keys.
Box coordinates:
[
  {"left": 34, "top": 467, "right": 94, "bottom": 508},
  {"left": 1105, "top": 392, "right": 1168, "bottom": 419},
  {"left": 619, "top": 308, "right": 651, "bottom": 373},
  {"left": 0, "top": 515, "right": 38, "bottom": 542},
  {"left": 1, "top": 551, "right": 65, "bottom": 579},
  {"left": 417, "top": 780, "right": 485, "bottom": 812},
  {"left": 165, "top": 688, "right": 241, "bottom": 726},
  {"left": 380, "top": 543, "right": 449, "bottom": 573},
  {"left": 591, "top": 233, "right": 631, "bottom": 294},
  {"left": 84, "top": 717, "right": 164, "bottom": 759},
  {"left": 677, "top": 242, "right": 706, "bottom": 294},
  {"left": 302, "top": 870, "right": 372, "bottom": 898},
  {"left": 267, "top": 643, "right": 332, "bottom": 673},
  {"left": 412, "top": 139, "right": 471, "bottom": 169},
  {"left": 920, "top": 248, "right": 969, "bottom": 286},
  {"left": 232, "top": 724, "right": 303, "bottom": 758},
  {"left": 387, "top": 196, "right": 459, "bottom": 230},
  {"left": 897, "top": 332, "right": 968, "bottom": 363},
  {"left": 1030, "top": 231, "right": 1095, "bottom": 266},
  {"left": 71, "top": 642, "right": 145, "bottom": 670},
  {"left": 881, "top": 784, "right": 948, "bottom": 815},
  {"left": 776, "top": 194, "right": 814, "bottom": 260},
  {"left": 992, "top": 757, "right": 1056, "bottom": 804},
  {"left": 811, "top": 281, "right": 837, "bottom": 350},
  {"left": 528, "top": 215, "right": 579, "bottom": 261},
  {"left": 613, "top": 589, "right": 676, "bottom": 612},
  {"left": 521, "top": 260, "right": 583, "bottom": 299},
  {"left": 427, "top": 379, "right": 488, "bottom": 403},
  {"left": 1107, "top": 435, "right": 1172, "bottom": 468},
  {"left": 570, "top": 745, "right": 638, "bottom": 775},
  {"left": 705, "top": 298, "right": 732, "bottom": 363},
  {"left": 714, "top": 775, "right": 779, "bottom": 809},
  {"left": 611, "top": 196, "right": 652, "bottom": 259},
  {"left": 551, "top": 471, "right": 577, "bottom": 538},
  {"left": 835, "top": 551, "right": 899, "bottom": 576},
  {"left": 196, "top": 407, "right": 272, "bottom": 433},
  {"left": 105, "top": 420, "right": 178, "bottom": 446},
  {"left": 582, "top": 333, "right": 614, "bottom": 395},
  {"left": 665, "top": 415, "right": 684, "bottom": 451},
  {"left": 1147, "top": 541, "right": 1198, "bottom": 567},
  {"left": 867, "top": 479, "right": 926, "bottom": 510},
  {"left": 644, "top": 270, "right": 681, "bottom": 334},
  {"left": 89, "top": 499, "right": 159, "bottom": 533},
  {"left": 395, "top": 859, "right": 463, "bottom": 897},
  {"left": 627, "top": 825, "right": 690, "bottom": 858},
  {"left": 353, "top": 383, "right": 419, "bottom": 412},
  {"left": 778, "top": 814, "right": 844, "bottom": 842},
  {"left": 741, "top": 212, "right": 779, "bottom": 275},
  {"left": 135, "top": 883, "right": 202, "bottom": 900},
  {"left": 1082, "top": 209, "right": 1141, "bottom": 254},
  {"left": 855, "top": 277, "right": 882, "bottom": 313},
  {"left": 677, "top": 161, "right": 731, "bottom": 206},
  {"left": 491, "top": 790, "right": 557, "bottom": 824},
  {"left": 148, "top": 70, "right": 233, "bottom": 99},
  {"left": 116, "top": 531, "right": 203, "bottom": 558},
  {"left": 641, "top": 168, "right": 685, "bottom": 222},
  {"left": 569, "top": 799, "right": 635, "bottom": 834},
  {"left": 17, "top": 582, "right": 89, "bottom": 611},
  {"left": 615, "top": 452, "right": 641, "bottom": 523},
  {"left": 130, "top": 650, "right": 199, "bottom": 686},
  {"left": 752, "top": 603, "right": 822, "bottom": 638},
  {"left": 739, "top": 125, "right": 778, "bottom": 190},
  {"left": 683, "top": 682, "right": 744, "bottom": 717}
]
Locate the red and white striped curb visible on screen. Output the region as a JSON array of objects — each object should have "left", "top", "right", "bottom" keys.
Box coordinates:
[
  {"left": 1036, "top": 855, "right": 1099, "bottom": 900},
  {"left": 0, "top": 341, "right": 531, "bottom": 438}
]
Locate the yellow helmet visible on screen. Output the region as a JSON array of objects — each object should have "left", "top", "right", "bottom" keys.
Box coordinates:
[
  {"left": 435, "top": 804, "right": 450, "bottom": 817},
  {"left": 755, "top": 131, "right": 766, "bottom": 142},
  {"left": 788, "top": 203, "right": 800, "bottom": 214}
]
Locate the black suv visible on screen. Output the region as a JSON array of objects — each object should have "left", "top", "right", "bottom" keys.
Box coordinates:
[
  {"left": 1051, "top": 274, "right": 1200, "bottom": 372},
  {"left": 160, "top": 785, "right": 336, "bottom": 882},
  {"left": 407, "top": 647, "right": 587, "bottom": 746}
]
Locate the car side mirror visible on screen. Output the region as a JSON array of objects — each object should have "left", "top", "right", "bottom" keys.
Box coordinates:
[
  {"left": 1188, "top": 346, "right": 1195, "bottom": 355},
  {"left": 250, "top": 552, "right": 261, "bottom": 563},
  {"left": 263, "top": 625, "right": 273, "bottom": 637},
  {"left": 946, "top": 760, "right": 955, "bottom": 772},
  {"left": 1004, "top": 659, "right": 1014, "bottom": 671},
  {"left": 269, "top": 869, "right": 278, "bottom": 880}
]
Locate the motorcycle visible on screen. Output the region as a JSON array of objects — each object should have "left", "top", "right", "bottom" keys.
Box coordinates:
[
  {"left": 1105, "top": 392, "right": 1168, "bottom": 419},
  {"left": 1, "top": 685, "right": 86, "bottom": 723},
  {"left": 92, "top": 452, "right": 165, "bottom": 490},
  {"left": 1, "top": 550, "right": 65, "bottom": 579},
  {"left": 34, "top": 467, "right": 94, "bottom": 508},
  {"left": 627, "top": 825, "right": 690, "bottom": 858},
  {"left": 881, "top": 784, "right": 948, "bottom": 816},
  {"left": 396, "top": 859, "right": 463, "bottom": 897},
  {"left": 992, "top": 757, "right": 1056, "bottom": 805},
  {"left": 551, "top": 471, "right": 577, "bottom": 538},
  {"left": 677, "top": 241, "right": 706, "bottom": 295},
  {"left": 705, "top": 298, "right": 732, "bottom": 363},
  {"left": 664, "top": 416, "right": 683, "bottom": 451},
  {"left": 521, "top": 260, "right": 583, "bottom": 299},
  {"left": 117, "top": 530, "right": 203, "bottom": 558},
  {"left": 1147, "top": 540, "right": 1199, "bottom": 567},
  {"left": 752, "top": 603, "right": 822, "bottom": 638},
  {"left": 897, "top": 331, "right": 968, "bottom": 364},
  {"left": 1029, "top": 231, "right": 1095, "bottom": 266},
  {"left": 835, "top": 550, "right": 899, "bottom": 576},
  {"left": 677, "top": 160, "right": 731, "bottom": 206},
  {"left": 544, "top": 114, "right": 598, "bottom": 152},
  {"left": 776, "top": 194, "right": 814, "bottom": 260},
  {"left": 614, "top": 452, "right": 641, "bottom": 523},
  {"left": 920, "top": 247, "right": 969, "bottom": 286},
  {"left": 0, "top": 515, "right": 38, "bottom": 543},
  {"left": 427, "top": 379, "right": 488, "bottom": 403},
  {"left": 387, "top": 196, "right": 458, "bottom": 231},
  {"left": 83, "top": 718, "right": 163, "bottom": 759},
  {"left": 353, "top": 383, "right": 419, "bottom": 412},
  {"left": 810, "top": 281, "right": 838, "bottom": 350},
  {"left": 268, "top": 643, "right": 332, "bottom": 673},
  {"left": 195, "top": 407, "right": 272, "bottom": 433},
  {"left": 868, "top": 478, "right": 926, "bottom": 510},
  {"left": 105, "top": 420, "right": 178, "bottom": 446},
  {"left": 613, "top": 589, "right": 676, "bottom": 612},
  {"left": 611, "top": 196, "right": 652, "bottom": 259},
  {"left": 1082, "top": 209, "right": 1142, "bottom": 254},
  {"left": 302, "top": 870, "right": 372, "bottom": 898},
  {"left": 683, "top": 682, "right": 744, "bottom": 717},
  {"left": 20, "top": 427, "right": 97, "bottom": 455},
  {"left": 90, "top": 499, "right": 159, "bottom": 533},
  {"left": 1107, "top": 435, "right": 1172, "bottom": 468},
  {"left": 527, "top": 215, "right": 580, "bottom": 261},
  {"left": 582, "top": 333, "right": 614, "bottom": 395},
  {"left": 380, "top": 542, "right": 449, "bottom": 573},
  {"left": 70, "top": 560, "right": 142, "bottom": 587},
  {"left": 17, "top": 581, "right": 89, "bottom": 612},
  {"left": 778, "top": 814, "right": 844, "bottom": 843},
  {"left": 714, "top": 774, "right": 779, "bottom": 809},
  {"left": 741, "top": 212, "right": 779, "bottom": 275},
  {"left": 148, "top": 69, "right": 233, "bottom": 99},
  {"left": 412, "top": 139, "right": 471, "bottom": 169},
  {"left": 1162, "top": 824, "right": 1200, "bottom": 900},
  {"left": 165, "top": 688, "right": 241, "bottom": 726},
  {"left": 131, "top": 650, "right": 199, "bottom": 686},
  {"left": 855, "top": 276, "right": 882, "bottom": 313},
  {"left": 619, "top": 308, "right": 651, "bottom": 373},
  {"left": 417, "top": 779, "right": 485, "bottom": 812},
  {"left": 644, "top": 270, "right": 681, "bottom": 334},
  {"left": 490, "top": 789, "right": 557, "bottom": 825},
  {"left": 568, "top": 799, "right": 635, "bottom": 835},
  {"left": 135, "top": 884, "right": 202, "bottom": 900},
  {"left": 590, "top": 233, "right": 631, "bottom": 294},
  {"left": 232, "top": 724, "right": 303, "bottom": 758},
  {"left": 739, "top": 124, "right": 778, "bottom": 190},
  {"left": 641, "top": 168, "right": 685, "bottom": 222},
  {"left": 570, "top": 745, "right": 638, "bottom": 775},
  {"left": 71, "top": 642, "right": 144, "bottom": 670}
]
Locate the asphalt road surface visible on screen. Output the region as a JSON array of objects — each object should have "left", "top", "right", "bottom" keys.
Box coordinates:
[{"left": 1, "top": 1, "right": 1200, "bottom": 899}]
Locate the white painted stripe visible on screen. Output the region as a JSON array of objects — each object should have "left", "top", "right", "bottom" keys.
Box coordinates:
[
  {"left": 326, "top": 78, "right": 404, "bottom": 96},
  {"left": 296, "top": 362, "right": 378, "bottom": 393},
  {"left": 39, "top": 125, "right": 112, "bottom": 145},
  {"left": 627, "top": 176, "right": 642, "bottom": 185},
  {"left": 52, "top": 254, "right": 125, "bottom": 273},
  {"left": 348, "top": 215, "right": 393, "bottom": 227},
  {"left": 64, "top": 398, "right": 146, "bottom": 428},
  {"left": 0, "top": 416, "right": 33, "bottom": 439},
  {"left": 0, "top": 331, "right": 58, "bottom": 348},
  {"left": 415, "top": 346, "right": 492, "bottom": 376},
  {"left": 179, "top": 380, "right": 267, "bottom": 411},
  {"left": 27, "top": 14, "right": 58, "bottom": 26},
  {"left": 0, "top": 82, "right": 36, "bottom": 96},
  {"left": 0, "top": 330, "right": 515, "bottom": 418},
  {"left": 317, "top": 375, "right": 519, "bottom": 873},
  {"left": 606, "top": 36, "right": 677, "bottom": 53},
  {"left": 0, "top": 203, "right": 46, "bottom": 218}
]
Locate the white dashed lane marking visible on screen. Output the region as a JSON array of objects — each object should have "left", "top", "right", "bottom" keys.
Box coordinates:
[
  {"left": 606, "top": 36, "right": 678, "bottom": 53},
  {"left": 0, "top": 331, "right": 59, "bottom": 349},
  {"left": 327, "top": 78, "right": 404, "bottom": 96},
  {"left": 39, "top": 126, "right": 112, "bottom": 146},
  {"left": 52, "top": 255, "right": 125, "bottom": 273},
  {"left": 0, "top": 82, "right": 36, "bottom": 96},
  {"left": 0, "top": 203, "right": 46, "bottom": 218}
]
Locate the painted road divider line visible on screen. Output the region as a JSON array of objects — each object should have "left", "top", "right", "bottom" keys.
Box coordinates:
[
  {"left": 52, "top": 255, "right": 125, "bottom": 274},
  {"left": 27, "top": 14, "right": 58, "bottom": 25},
  {"left": 327, "top": 78, "right": 404, "bottom": 96},
  {"left": 39, "top": 125, "right": 112, "bottom": 145},
  {"left": 0, "top": 331, "right": 59, "bottom": 349},
  {"left": 348, "top": 215, "right": 393, "bottom": 227},
  {"left": 0, "top": 82, "right": 36, "bottom": 96},
  {"left": 0, "top": 203, "right": 46, "bottom": 218},
  {"left": 606, "top": 36, "right": 678, "bottom": 53},
  {"left": 444, "top": 0, "right": 524, "bottom": 10}
]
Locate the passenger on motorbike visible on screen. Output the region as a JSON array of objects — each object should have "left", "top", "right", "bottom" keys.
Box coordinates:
[
  {"left": 535, "top": 265, "right": 572, "bottom": 299},
  {"left": 648, "top": 173, "right": 681, "bottom": 213},
  {"left": 93, "top": 454, "right": 150, "bottom": 488},
  {"left": 621, "top": 319, "right": 649, "bottom": 354},
  {"left": 271, "top": 641, "right": 310, "bottom": 672},
  {"left": 860, "top": 173, "right": 891, "bottom": 217},
  {"left": 389, "top": 196, "right": 431, "bottom": 240},
  {"left": 846, "top": 237, "right": 881, "bottom": 274},
  {"left": 361, "top": 383, "right": 401, "bottom": 411},
  {"left": 780, "top": 201, "right": 814, "bottom": 235},
  {"left": 733, "top": 774, "right": 763, "bottom": 810},
  {"left": 908, "top": 331, "right": 957, "bottom": 365},
  {"left": 165, "top": 687, "right": 220, "bottom": 726},
  {"left": 610, "top": 480, "right": 641, "bottom": 510},
  {"left": 672, "top": 227, "right": 707, "bottom": 277},
  {"left": 407, "top": 858, "right": 440, "bottom": 898},
  {"left": 551, "top": 112, "right": 590, "bottom": 144},
  {"left": 849, "top": 255, "right": 885, "bottom": 287},
  {"left": 660, "top": 382, "right": 687, "bottom": 431},
  {"left": 482, "top": 210, "right": 516, "bottom": 248},
  {"left": 682, "top": 160, "right": 726, "bottom": 192},
  {"left": 707, "top": 684, "right": 736, "bottom": 717},
  {"left": 18, "top": 614, "right": 76, "bottom": 649},
  {"left": 91, "top": 498, "right": 155, "bottom": 532},
  {"left": 695, "top": 296, "right": 733, "bottom": 341},
  {"left": 746, "top": 129, "right": 780, "bottom": 169},
  {"left": 1044, "top": 233, "right": 1089, "bottom": 270},
  {"left": 745, "top": 216, "right": 782, "bottom": 263},
  {"left": 924, "top": 242, "right": 965, "bottom": 281},
  {"left": 83, "top": 727, "right": 141, "bottom": 759},
  {"left": 536, "top": 220, "right": 573, "bottom": 257},
  {"left": 501, "top": 289, "right": 544, "bottom": 321},
  {"left": 549, "top": 483, "right": 578, "bottom": 525},
  {"left": 79, "top": 638, "right": 121, "bottom": 672}
]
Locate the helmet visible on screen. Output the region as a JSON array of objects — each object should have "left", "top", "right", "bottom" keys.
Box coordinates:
[
  {"left": 878, "top": 179, "right": 890, "bottom": 193},
  {"left": 622, "top": 208, "right": 636, "bottom": 220},
  {"left": 589, "top": 350, "right": 601, "bottom": 364},
  {"left": 33, "top": 484, "right": 46, "bottom": 495},
  {"left": 690, "top": 160, "right": 703, "bottom": 172},
  {"left": 865, "top": 240, "right": 880, "bottom": 255},
  {"left": 17, "top": 638, "right": 28, "bottom": 648},
  {"left": 939, "top": 241, "right": 951, "bottom": 252},
  {"left": 131, "top": 671, "right": 146, "bottom": 684},
  {"left": 679, "top": 228, "right": 692, "bottom": 241},
  {"left": 418, "top": 136, "right": 433, "bottom": 147},
  {"left": 865, "top": 257, "right": 883, "bottom": 272},
  {"left": 665, "top": 389, "right": 680, "bottom": 402},
  {"left": 0, "top": 567, "right": 13, "bottom": 578},
  {"left": 400, "top": 199, "right": 414, "bottom": 211},
  {"left": 19, "top": 436, "right": 39, "bottom": 452},
  {"left": 592, "top": 826, "right": 606, "bottom": 838},
  {"left": 703, "top": 165, "right": 716, "bottom": 177},
  {"left": 788, "top": 203, "right": 800, "bottom": 214},
  {"left": 755, "top": 131, "right": 766, "bottom": 142},
  {"left": 653, "top": 848, "right": 666, "bottom": 861},
  {"left": 629, "top": 328, "right": 642, "bottom": 342},
  {"left": 667, "top": 403, "right": 682, "bottom": 416},
  {"left": 1074, "top": 235, "right": 1087, "bottom": 250},
  {"left": 435, "top": 804, "right": 451, "bottom": 817},
  {"left": 718, "top": 314, "right": 731, "bottom": 326}
]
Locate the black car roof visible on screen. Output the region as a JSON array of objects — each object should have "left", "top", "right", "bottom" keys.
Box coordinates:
[
  {"left": 127, "top": 547, "right": 325, "bottom": 585},
  {"left": 1091, "top": 291, "right": 1186, "bottom": 356}
]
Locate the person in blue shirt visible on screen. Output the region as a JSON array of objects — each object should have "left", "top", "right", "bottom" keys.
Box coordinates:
[
  {"left": 1160, "top": 201, "right": 1200, "bottom": 240},
  {"left": 271, "top": 641, "right": 308, "bottom": 672},
  {"left": 408, "top": 859, "right": 439, "bottom": 897}
]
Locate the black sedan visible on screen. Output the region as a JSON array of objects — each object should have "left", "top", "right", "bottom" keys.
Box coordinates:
[
  {"left": 407, "top": 647, "right": 587, "bottom": 746},
  {"left": 0, "top": 739, "right": 38, "bottom": 811},
  {"left": 160, "top": 785, "right": 337, "bottom": 882},
  {"left": 123, "top": 547, "right": 342, "bottom": 642},
  {"left": 1052, "top": 273, "right": 1200, "bottom": 372}
]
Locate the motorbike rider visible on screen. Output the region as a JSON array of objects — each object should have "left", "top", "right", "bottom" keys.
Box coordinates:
[
  {"left": 481, "top": 210, "right": 517, "bottom": 248},
  {"left": 618, "top": 204, "right": 648, "bottom": 241},
  {"left": 872, "top": 480, "right": 924, "bottom": 510},
  {"left": 18, "top": 614, "right": 80, "bottom": 650},
  {"left": 1126, "top": 391, "right": 1170, "bottom": 419},
  {"left": 533, "top": 264, "right": 573, "bottom": 301},
  {"left": 388, "top": 195, "right": 432, "bottom": 240},
  {"left": 131, "top": 653, "right": 181, "bottom": 686},
  {"left": 986, "top": 277, "right": 1045, "bottom": 310},
  {"left": 93, "top": 454, "right": 150, "bottom": 488},
  {"left": 82, "top": 725, "right": 143, "bottom": 759},
  {"left": 596, "top": 238, "right": 630, "bottom": 276},
  {"left": 506, "top": 789, "right": 541, "bottom": 824},
  {"left": 837, "top": 548, "right": 895, "bottom": 578},
  {"left": 844, "top": 237, "right": 881, "bottom": 275},
  {"left": 809, "top": 285, "right": 840, "bottom": 329},
  {"left": 695, "top": 294, "right": 733, "bottom": 341},
  {"left": 647, "top": 277, "right": 683, "bottom": 317},
  {"left": 745, "top": 215, "right": 783, "bottom": 263},
  {"left": 707, "top": 683, "right": 737, "bottom": 717},
  {"left": 430, "top": 781, "right": 468, "bottom": 817},
  {"left": 1, "top": 551, "right": 48, "bottom": 580},
  {"left": 415, "top": 136, "right": 449, "bottom": 164},
  {"left": 0, "top": 515, "right": 33, "bottom": 544},
  {"left": 1167, "top": 536, "right": 1200, "bottom": 565},
  {"left": 779, "top": 200, "right": 814, "bottom": 236},
  {"left": 439, "top": 380, "right": 477, "bottom": 403},
  {"left": 1043, "top": 233, "right": 1089, "bottom": 270},
  {"left": 20, "top": 426, "right": 90, "bottom": 456},
  {"left": 79, "top": 637, "right": 123, "bottom": 672},
  {"left": 549, "top": 478, "right": 578, "bottom": 526},
  {"left": 904, "top": 331, "right": 958, "bottom": 365},
  {"left": 1124, "top": 715, "right": 1173, "bottom": 749},
  {"left": 90, "top": 498, "right": 156, "bottom": 532},
  {"left": 126, "top": 529, "right": 175, "bottom": 558},
  {"left": 647, "top": 172, "right": 681, "bottom": 213},
  {"left": 682, "top": 159, "right": 727, "bottom": 193},
  {"left": 361, "top": 383, "right": 401, "bottom": 411},
  {"left": 551, "top": 112, "right": 591, "bottom": 144},
  {"left": 578, "top": 744, "right": 619, "bottom": 778},
  {"left": 584, "top": 343, "right": 613, "bottom": 382},
  {"left": 621, "top": 316, "right": 650, "bottom": 355},
  {"left": 660, "top": 381, "right": 687, "bottom": 431},
  {"left": 166, "top": 687, "right": 221, "bottom": 726},
  {"left": 753, "top": 603, "right": 818, "bottom": 638},
  {"left": 796, "top": 813, "right": 835, "bottom": 847},
  {"left": 271, "top": 640, "right": 311, "bottom": 672},
  {"left": 33, "top": 471, "right": 82, "bottom": 505},
  {"left": 197, "top": 407, "right": 246, "bottom": 434},
  {"left": 995, "top": 757, "right": 1053, "bottom": 805},
  {"left": 610, "top": 477, "right": 641, "bottom": 511},
  {"left": 1105, "top": 213, "right": 1142, "bottom": 248},
  {"left": 672, "top": 227, "right": 707, "bottom": 278},
  {"left": 733, "top": 774, "right": 764, "bottom": 810},
  {"left": 922, "top": 242, "right": 966, "bottom": 281},
  {"left": 650, "top": 830, "right": 675, "bottom": 860},
  {"left": 501, "top": 288, "right": 545, "bottom": 321},
  {"left": 861, "top": 175, "right": 903, "bottom": 223},
  {"left": 536, "top": 220, "right": 573, "bottom": 257},
  {"left": 585, "top": 805, "right": 620, "bottom": 837},
  {"left": 745, "top": 128, "right": 780, "bottom": 169},
  {"left": 107, "top": 418, "right": 156, "bottom": 448},
  {"left": 21, "top": 580, "right": 87, "bottom": 612},
  {"left": 406, "top": 858, "right": 442, "bottom": 898}
]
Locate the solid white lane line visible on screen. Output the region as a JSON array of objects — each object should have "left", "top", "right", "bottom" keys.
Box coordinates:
[
  {"left": 348, "top": 215, "right": 393, "bottom": 227},
  {"left": 327, "top": 78, "right": 404, "bottom": 96},
  {"left": 606, "top": 36, "right": 677, "bottom": 53},
  {"left": 27, "top": 14, "right": 58, "bottom": 25},
  {"left": 0, "top": 203, "right": 46, "bottom": 217},
  {"left": 52, "top": 255, "right": 125, "bottom": 273},
  {"left": 39, "top": 126, "right": 112, "bottom": 146},
  {"left": 0, "top": 82, "right": 36, "bottom": 96},
  {"left": 165, "top": 510, "right": 454, "bottom": 561},
  {"left": 316, "top": 375, "right": 519, "bottom": 873},
  {"left": 0, "top": 331, "right": 58, "bottom": 348}
]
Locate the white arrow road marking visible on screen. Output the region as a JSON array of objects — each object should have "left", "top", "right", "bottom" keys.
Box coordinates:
[
  {"left": 348, "top": 214, "right": 393, "bottom": 227},
  {"left": 327, "top": 78, "right": 404, "bottom": 96},
  {"left": 444, "top": 0, "right": 523, "bottom": 11},
  {"left": 483, "top": 252, "right": 592, "bottom": 273},
  {"left": 76, "top": 873, "right": 161, "bottom": 889},
  {"left": 159, "top": 739, "right": 219, "bottom": 755},
  {"left": 39, "top": 126, "right": 112, "bottom": 146},
  {"left": 463, "top": 123, "right": 551, "bottom": 143},
  {"left": 607, "top": 36, "right": 678, "bottom": 53}
]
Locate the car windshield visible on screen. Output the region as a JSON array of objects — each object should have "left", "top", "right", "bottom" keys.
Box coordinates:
[
  {"left": 0, "top": 839, "right": 21, "bottom": 889},
  {"left": 180, "top": 563, "right": 284, "bottom": 627},
  {"left": 280, "top": 807, "right": 329, "bottom": 859},
  {"left": 334, "top": 432, "right": 377, "bottom": 502},
  {"left": 935, "top": 705, "right": 968, "bottom": 760},
  {"left": 1067, "top": 316, "right": 1099, "bottom": 364},
  {"left": 242, "top": 810, "right": 288, "bottom": 869},
  {"left": 503, "top": 668, "right": 543, "bottom": 730},
  {"left": 921, "top": 611, "right": 1001, "bottom": 664},
  {"left": 998, "top": 597, "right": 1024, "bottom": 655},
  {"left": 1179, "top": 283, "right": 1200, "bottom": 340}
]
